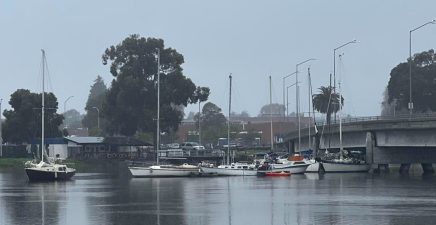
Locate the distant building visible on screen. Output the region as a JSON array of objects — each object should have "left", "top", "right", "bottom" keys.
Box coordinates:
[
  {"left": 30, "top": 136, "right": 152, "bottom": 160},
  {"left": 175, "top": 115, "right": 312, "bottom": 147}
]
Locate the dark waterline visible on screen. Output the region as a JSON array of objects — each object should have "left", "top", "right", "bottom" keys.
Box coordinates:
[{"left": 1, "top": 167, "right": 436, "bottom": 225}]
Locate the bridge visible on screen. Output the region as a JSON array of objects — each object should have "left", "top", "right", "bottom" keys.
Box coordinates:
[{"left": 284, "top": 113, "right": 436, "bottom": 174}]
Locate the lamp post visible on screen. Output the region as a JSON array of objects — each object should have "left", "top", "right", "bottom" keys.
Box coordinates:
[
  {"left": 156, "top": 48, "right": 161, "bottom": 165},
  {"left": 409, "top": 20, "right": 435, "bottom": 116},
  {"left": 92, "top": 106, "right": 100, "bottom": 130},
  {"left": 333, "top": 40, "right": 357, "bottom": 92},
  {"left": 296, "top": 58, "right": 316, "bottom": 151},
  {"left": 198, "top": 101, "right": 201, "bottom": 145},
  {"left": 63, "top": 96, "right": 74, "bottom": 128},
  {"left": 283, "top": 72, "right": 297, "bottom": 121},
  {"left": 333, "top": 39, "right": 356, "bottom": 123},
  {"left": 63, "top": 96, "right": 74, "bottom": 114},
  {"left": 286, "top": 82, "right": 298, "bottom": 121}
]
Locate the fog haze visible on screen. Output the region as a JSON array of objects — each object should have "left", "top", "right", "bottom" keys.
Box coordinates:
[{"left": 1, "top": 1, "right": 435, "bottom": 118}]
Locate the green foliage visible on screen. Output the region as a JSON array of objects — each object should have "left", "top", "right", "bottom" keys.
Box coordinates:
[
  {"left": 63, "top": 109, "right": 83, "bottom": 130},
  {"left": 193, "top": 86, "right": 210, "bottom": 103},
  {"left": 2, "top": 89, "right": 64, "bottom": 144},
  {"left": 312, "top": 86, "right": 343, "bottom": 124},
  {"left": 198, "top": 102, "right": 227, "bottom": 145},
  {"left": 0, "top": 158, "right": 32, "bottom": 168},
  {"left": 82, "top": 76, "right": 107, "bottom": 133},
  {"left": 387, "top": 49, "right": 436, "bottom": 112},
  {"left": 135, "top": 132, "right": 154, "bottom": 144},
  {"left": 101, "top": 35, "right": 209, "bottom": 139},
  {"left": 88, "top": 127, "right": 102, "bottom": 136},
  {"left": 259, "top": 103, "right": 285, "bottom": 117}
]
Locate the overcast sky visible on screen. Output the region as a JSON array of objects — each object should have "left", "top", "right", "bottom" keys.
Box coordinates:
[{"left": 1, "top": 1, "right": 435, "bottom": 119}]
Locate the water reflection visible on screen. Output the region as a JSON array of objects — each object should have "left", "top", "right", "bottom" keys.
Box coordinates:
[{"left": 2, "top": 168, "right": 436, "bottom": 225}]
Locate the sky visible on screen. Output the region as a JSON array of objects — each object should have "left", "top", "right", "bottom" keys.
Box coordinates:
[{"left": 1, "top": 1, "right": 436, "bottom": 119}]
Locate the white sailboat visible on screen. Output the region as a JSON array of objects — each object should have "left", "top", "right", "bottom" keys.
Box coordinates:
[
  {"left": 25, "top": 50, "right": 76, "bottom": 181},
  {"left": 318, "top": 57, "right": 370, "bottom": 173},
  {"left": 128, "top": 49, "right": 199, "bottom": 178},
  {"left": 199, "top": 74, "right": 257, "bottom": 176},
  {"left": 200, "top": 162, "right": 257, "bottom": 176}
]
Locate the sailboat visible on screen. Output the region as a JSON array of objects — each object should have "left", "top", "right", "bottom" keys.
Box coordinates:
[
  {"left": 128, "top": 49, "right": 199, "bottom": 178},
  {"left": 199, "top": 74, "right": 257, "bottom": 176},
  {"left": 25, "top": 50, "right": 76, "bottom": 181},
  {"left": 318, "top": 57, "right": 370, "bottom": 173},
  {"left": 256, "top": 76, "right": 309, "bottom": 176}
]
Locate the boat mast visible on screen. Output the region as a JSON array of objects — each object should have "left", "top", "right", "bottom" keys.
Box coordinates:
[
  {"left": 156, "top": 48, "right": 160, "bottom": 165},
  {"left": 338, "top": 54, "right": 343, "bottom": 161},
  {"left": 307, "top": 68, "right": 311, "bottom": 150},
  {"left": 339, "top": 80, "right": 343, "bottom": 161},
  {"left": 41, "top": 49, "right": 45, "bottom": 163},
  {"left": 269, "top": 76, "right": 273, "bottom": 152},
  {"left": 227, "top": 74, "right": 232, "bottom": 165}
]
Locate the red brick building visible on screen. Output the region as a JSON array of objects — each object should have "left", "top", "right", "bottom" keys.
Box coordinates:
[{"left": 175, "top": 116, "right": 312, "bottom": 147}]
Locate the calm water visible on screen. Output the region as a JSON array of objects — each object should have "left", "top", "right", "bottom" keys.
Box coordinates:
[{"left": 1, "top": 166, "right": 436, "bottom": 225}]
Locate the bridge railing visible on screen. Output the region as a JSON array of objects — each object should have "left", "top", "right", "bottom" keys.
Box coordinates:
[{"left": 327, "top": 112, "right": 436, "bottom": 125}]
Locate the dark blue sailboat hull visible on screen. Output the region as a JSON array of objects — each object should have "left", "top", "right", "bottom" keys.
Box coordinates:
[{"left": 25, "top": 168, "right": 75, "bottom": 181}]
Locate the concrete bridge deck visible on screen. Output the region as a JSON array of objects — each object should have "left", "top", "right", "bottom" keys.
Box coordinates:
[{"left": 284, "top": 113, "right": 436, "bottom": 173}]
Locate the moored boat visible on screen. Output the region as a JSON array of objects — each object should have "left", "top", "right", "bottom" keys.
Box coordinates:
[
  {"left": 25, "top": 161, "right": 76, "bottom": 181},
  {"left": 264, "top": 171, "right": 291, "bottom": 177},
  {"left": 200, "top": 162, "right": 257, "bottom": 176},
  {"left": 319, "top": 159, "right": 370, "bottom": 173},
  {"left": 24, "top": 50, "right": 76, "bottom": 182},
  {"left": 257, "top": 162, "right": 309, "bottom": 176},
  {"left": 129, "top": 163, "right": 200, "bottom": 178}
]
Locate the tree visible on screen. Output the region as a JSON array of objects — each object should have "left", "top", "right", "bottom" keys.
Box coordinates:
[
  {"left": 82, "top": 76, "right": 107, "bottom": 134},
  {"left": 2, "top": 89, "right": 63, "bottom": 144},
  {"left": 102, "top": 35, "right": 209, "bottom": 141},
  {"left": 63, "top": 109, "right": 83, "bottom": 130},
  {"left": 312, "top": 86, "right": 343, "bottom": 125},
  {"left": 230, "top": 110, "right": 250, "bottom": 118},
  {"left": 193, "top": 86, "right": 210, "bottom": 142},
  {"left": 259, "top": 103, "right": 285, "bottom": 117},
  {"left": 387, "top": 49, "right": 436, "bottom": 113},
  {"left": 198, "top": 102, "right": 227, "bottom": 145}
]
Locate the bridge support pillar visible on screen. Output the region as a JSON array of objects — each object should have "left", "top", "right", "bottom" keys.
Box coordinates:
[
  {"left": 421, "top": 163, "right": 434, "bottom": 175},
  {"left": 373, "top": 164, "right": 389, "bottom": 174},
  {"left": 399, "top": 164, "right": 410, "bottom": 175}
]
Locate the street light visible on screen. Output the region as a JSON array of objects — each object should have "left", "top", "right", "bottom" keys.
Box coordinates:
[
  {"left": 286, "top": 82, "right": 298, "bottom": 121},
  {"left": 283, "top": 72, "right": 297, "bottom": 121},
  {"left": 92, "top": 106, "right": 100, "bottom": 130},
  {"left": 296, "top": 58, "right": 316, "bottom": 152},
  {"left": 409, "top": 19, "right": 435, "bottom": 116},
  {"left": 334, "top": 40, "right": 357, "bottom": 90},
  {"left": 333, "top": 39, "right": 357, "bottom": 122},
  {"left": 63, "top": 95, "right": 74, "bottom": 128},
  {"left": 63, "top": 96, "right": 74, "bottom": 114}
]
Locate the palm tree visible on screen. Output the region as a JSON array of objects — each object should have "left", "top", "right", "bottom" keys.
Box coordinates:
[{"left": 312, "top": 86, "right": 343, "bottom": 125}]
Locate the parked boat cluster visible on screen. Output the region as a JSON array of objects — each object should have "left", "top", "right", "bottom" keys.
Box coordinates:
[{"left": 128, "top": 153, "right": 317, "bottom": 178}]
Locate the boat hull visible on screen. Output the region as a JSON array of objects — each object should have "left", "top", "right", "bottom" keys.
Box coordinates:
[
  {"left": 129, "top": 166, "right": 200, "bottom": 178},
  {"left": 319, "top": 162, "right": 371, "bottom": 173},
  {"left": 264, "top": 171, "right": 291, "bottom": 177},
  {"left": 305, "top": 162, "right": 320, "bottom": 173},
  {"left": 25, "top": 168, "right": 75, "bottom": 181},
  {"left": 200, "top": 167, "right": 257, "bottom": 176},
  {"left": 258, "top": 163, "right": 309, "bottom": 175}
]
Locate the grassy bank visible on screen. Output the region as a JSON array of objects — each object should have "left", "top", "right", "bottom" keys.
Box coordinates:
[
  {"left": 0, "top": 158, "right": 32, "bottom": 168},
  {"left": 0, "top": 158, "right": 125, "bottom": 174}
]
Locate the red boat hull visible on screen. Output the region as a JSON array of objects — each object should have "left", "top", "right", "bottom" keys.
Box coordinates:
[{"left": 264, "top": 171, "right": 291, "bottom": 177}]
